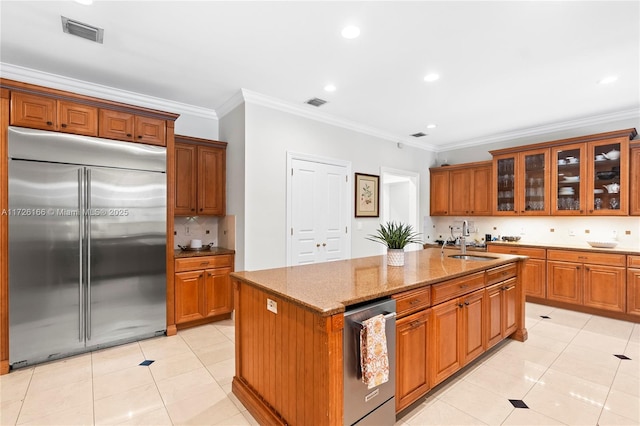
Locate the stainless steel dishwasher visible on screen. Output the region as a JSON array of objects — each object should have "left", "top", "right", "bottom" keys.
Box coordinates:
[{"left": 343, "top": 298, "right": 396, "bottom": 425}]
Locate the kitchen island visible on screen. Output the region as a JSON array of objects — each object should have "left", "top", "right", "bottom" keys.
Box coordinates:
[{"left": 230, "top": 248, "right": 527, "bottom": 425}]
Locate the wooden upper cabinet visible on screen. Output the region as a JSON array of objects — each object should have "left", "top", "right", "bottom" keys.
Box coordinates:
[
  {"left": 430, "top": 162, "right": 491, "bottom": 216},
  {"left": 493, "top": 148, "right": 550, "bottom": 215},
  {"left": 99, "top": 110, "right": 166, "bottom": 146},
  {"left": 11, "top": 92, "right": 98, "bottom": 136},
  {"left": 198, "top": 145, "right": 226, "bottom": 215},
  {"left": 174, "top": 135, "right": 227, "bottom": 217},
  {"left": 630, "top": 145, "right": 640, "bottom": 216},
  {"left": 429, "top": 169, "right": 449, "bottom": 216},
  {"left": 175, "top": 143, "right": 197, "bottom": 215}
]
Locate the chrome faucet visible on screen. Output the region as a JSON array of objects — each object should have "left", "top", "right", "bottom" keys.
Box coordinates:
[{"left": 460, "top": 220, "right": 470, "bottom": 255}]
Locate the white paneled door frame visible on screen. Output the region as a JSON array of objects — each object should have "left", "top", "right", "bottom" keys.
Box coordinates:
[{"left": 286, "top": 152, "right": 351, "bottom": 266}]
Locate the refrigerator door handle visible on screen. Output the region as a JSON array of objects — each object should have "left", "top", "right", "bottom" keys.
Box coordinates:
[
  {"left": 78, "top": 168, "right": 84, "bottom": 342},
  {"left": 86, "top": 168, "right": 92, "bottom": 340}
]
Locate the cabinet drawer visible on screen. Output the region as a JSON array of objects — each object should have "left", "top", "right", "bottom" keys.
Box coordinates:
[
  {"left": 486, "top": 263, "right": 517, "bottom": 286},
  {"left": 432, "top": 272, "right": 485, "bottom": 305},
  {"left": 629, "top": 255, "right": 640, "bottom": 268},
  {"left": 393, "top": 287, "right": 431, "bottom": 317},
  {"left": 488, "top": 245, "right": 546, "bottom": 259},
  {"left": 175, "top": 255, "right": 233, "bottom": 272},
  {"left": 547, "top": 250, "right": 625, "bottom": 267}
]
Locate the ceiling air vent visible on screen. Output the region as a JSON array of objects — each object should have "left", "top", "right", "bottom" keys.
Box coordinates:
[
  {"left": 61, "top": 16, "right": 104, "bottom": 44},
  {"left": 411, "top": 132, "right": 427, "bottom": 138},
  {"left": 305, "top": 97, "right": 327, "bottom": 107}
]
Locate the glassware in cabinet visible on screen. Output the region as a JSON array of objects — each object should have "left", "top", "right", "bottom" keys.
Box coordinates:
[
  {"left": 552, "top": 143, "right": 586, "bottom": 215},
  {"left": 493, "top": 149, "right": 550, "bottom": 215},
  {"left": 495, "top": 155, "right": 516, "bottom": 214},
  {"left": 588, "top": 137, "right": 629, "bottom": 215}
]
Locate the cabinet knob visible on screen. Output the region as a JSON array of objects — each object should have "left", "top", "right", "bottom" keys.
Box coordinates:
[
  {"left": 61, "top": 123, "right": 67, "bottom": 128},
  {"left": 199, "top": 274, "right": 203, "bottom": 278},
  {"left": 409, "top": 320, "right": 421, "bottom": 329},
  {"left": 464, "top": 301, "right": 470, "bottom": 306},
  {"left": 409, "top": 298, "right": 420, "bottom": 305},
  {"left": 191, "top": 208, "right": 195, "bottom": 211},
  {"left": 46, "top": 121, "right": 53, "bottom": 126},
  {"left": 459, "top": 284, "right": 468, "bottom": 289},
  {"left": 126, "top": 133, "right": 132, "bottom": 137},
  {"left": 458, "top": 303, "right": 464, "bottom": 308},
  {"left": 137, "top": 135, "right": 143, "bottom": 139}
]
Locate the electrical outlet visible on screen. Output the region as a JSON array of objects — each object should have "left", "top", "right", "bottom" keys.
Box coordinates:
[
  {"left": 267, "top": 298, "right": 278, "bottom": 314},
  {"left": 185, "top": 226, "right": 191, "bottom": 235}
]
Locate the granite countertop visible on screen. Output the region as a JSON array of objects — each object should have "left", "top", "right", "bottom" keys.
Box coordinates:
[
  {"left": 230, "top": 248, "right": 523, "bottom": 316},
  {"left": 174, "top": 247, "right": 235, "bottom": 258},
  {"left": 487, "top": 241, "right": 640, "bottom": 255}
]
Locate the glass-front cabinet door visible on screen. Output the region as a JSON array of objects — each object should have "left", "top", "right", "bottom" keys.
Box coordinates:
[
  {"left": 587, "top": 137, "right": 629, "bottom": 216},
  {"left": 493, "top": 149, "right": 550, "bottom": 215},
  {"left": 519, "top": 148, "right": 550, "bottom": 215},
  {"left": 494, "top": 154, "right": 516, "bottom": 215},
  {"left": 552, "top": 143, "right": 586, "bottom": 215}
]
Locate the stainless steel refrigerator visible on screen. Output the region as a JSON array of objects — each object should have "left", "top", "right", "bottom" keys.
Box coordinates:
[{"left": 8, "top": 126, "right": 167, "bottom": 368}]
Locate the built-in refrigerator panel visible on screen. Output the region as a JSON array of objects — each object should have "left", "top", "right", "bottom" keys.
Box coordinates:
[
  {"left": 88, "top": 167, "right": 166, "bottom": 346},
  {"left": 8, "top": 160, "right": 85, "bottom": 364}
]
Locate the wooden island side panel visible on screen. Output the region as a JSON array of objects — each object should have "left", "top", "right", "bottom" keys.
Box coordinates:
[{"left": 232, "top": 279, "right": 344, "bottom": 426}]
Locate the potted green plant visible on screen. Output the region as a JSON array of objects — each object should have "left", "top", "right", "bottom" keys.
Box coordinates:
[{"left": 367, "top": 221, "right": 422, "bottom": 266}]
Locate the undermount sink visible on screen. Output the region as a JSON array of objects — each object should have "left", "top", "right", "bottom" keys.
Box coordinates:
[{"left": 448, "top": 254, "right": 498, "bottom": 261}]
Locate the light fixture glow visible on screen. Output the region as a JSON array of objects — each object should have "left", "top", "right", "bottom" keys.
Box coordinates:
[
  {"left": 341, "top": 26, "right": 360, "bottom": 39},
  {"left": 598, "top": 75, "right": 618, "bottom": 85},
  {"left": 324, "top": 84, "right": 336, "bottom": 92},
  {"left": 424, "top": 73, "right": 440, "bottom": 82},
  {"left": 74, "top": 0, "right": 93, "bottom": 4},
  {"left": 426, "top": 124, "right": 437, "bottom": 129}
]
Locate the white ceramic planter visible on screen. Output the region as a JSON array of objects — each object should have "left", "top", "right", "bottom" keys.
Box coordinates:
[{"left": 387, "top": 248, "right": 405, "bottom": 267}]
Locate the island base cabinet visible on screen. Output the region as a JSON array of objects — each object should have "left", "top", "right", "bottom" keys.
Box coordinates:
[
  {"left": 396, "top": 309, "right": 430, "bottom": 412},
  {"left": 486, "top": 279, "right": 518, "bottom": 349},
  {"left": 232, "top": 280, "right": 343, "bottom": 426},
  {"left": 430, "top": 289, "right": 485, "bottom": 387}
]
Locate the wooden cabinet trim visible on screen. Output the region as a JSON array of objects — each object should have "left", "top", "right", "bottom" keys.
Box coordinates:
[
  {"left": 487, "top": 245, "right": 546, "bottom": 259},
  {"left": 486, "top": 263, "right": 517, "bottom": 286},
  {"left": 629, "top": 255, "right": 640, "bottom": 268},
  {"left": 393, "top": 287, "right": 431, "bottom": 318},
  {"left": 489, "top": 128, "right": 637, "bottom": 156},
  {"left": 175, "top": 255, "right": 233, "bottom": 272},
  {"left": 547, "top": 249, "right": 626, "bottom": 266},
  {"left": 431, "top": 271, "right": 485, "bottom": 305}
]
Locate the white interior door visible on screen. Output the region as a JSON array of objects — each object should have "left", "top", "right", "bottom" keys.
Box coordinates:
[{"left": 288, "top": 154, "right": 351, "bottom": 266}]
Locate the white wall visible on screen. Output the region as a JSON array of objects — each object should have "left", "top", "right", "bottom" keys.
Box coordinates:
[
  {"left": 239, "top": 103, "right": 435, "bottom": 271},
  {"left": 218, "top": 104, "right": 247, "bottom": 270},
  {"left": 174, "top": 114, "right": 219, "bottom": 140}
]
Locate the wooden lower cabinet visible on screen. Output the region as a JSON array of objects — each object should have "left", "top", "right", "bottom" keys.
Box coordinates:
[
  {"left": 396, "top": 309, "right": 430, "bottom": 412},
  {"left": 487, "top": 245, "right": 546, "bottom": 298},
  {"left": 460, "top": 289, "right": 485, "bottom": 365},
  {"left": 628, "top": 267, "right": 640, "bottom": 316},
  {"left": 547, "top": 261, "right": 582, "bottom": 304},
  {"left": 547, "top": 252, "right": 626, "bottom": 312},
  {"left": 174, "top": 255, "right": 234, "bottom": 326}
]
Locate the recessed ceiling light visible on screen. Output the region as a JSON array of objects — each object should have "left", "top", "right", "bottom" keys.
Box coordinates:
[
  {"left": 424, "top": 73, "right": 440, "bottom": 82},
  {"left": 324, "top": 84, "right": 336, "bottom": 92},
  {"left": 426, "top": 124, "right": 437, "bottom": 129},
  {"left": 598, "top": 75, "right": 618, "bottom": 85},
  {"left": 341, "top": 26, "right": 360, "bottom": 39},
  {"left": 74, "top": 0, "right": 93, "bottom": 5}
]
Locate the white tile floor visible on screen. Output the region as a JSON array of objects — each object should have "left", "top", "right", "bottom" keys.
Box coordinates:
[{"left": 0, "top": 303, "right": 638, "bottom": 425}]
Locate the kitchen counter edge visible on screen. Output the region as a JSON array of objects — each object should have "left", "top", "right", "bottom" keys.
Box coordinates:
[
  {"left": 487, "top": 241, "right": 640, "bottom": 255},
  {"left": 231, "top": 248, "right": 525, "bottom": 317}
]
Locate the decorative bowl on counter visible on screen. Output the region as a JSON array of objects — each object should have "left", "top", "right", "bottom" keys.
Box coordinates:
[
  {"left": 501, "top": 236, "right": 522, "bottom": 242},
  {"left": 587, "top": 241, "right": 618, "bottom": 248}
]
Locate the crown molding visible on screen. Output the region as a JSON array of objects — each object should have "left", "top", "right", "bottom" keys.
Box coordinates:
[
  {"left": 215, "top": 89, "right": 245, "bottom": 119},
  {"left": 439, "top": 108, "right": 640, "bottom": 152},
  {"left": 237, "top": 88, "right": 435, "bottom": 152},
  {"left": 0, "top": 62, "right": 217, "bottom": 120}
]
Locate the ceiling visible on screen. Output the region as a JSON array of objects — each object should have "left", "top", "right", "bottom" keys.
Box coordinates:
[{"left": 1, "top": 1, "right": 638, "bottom": 151}]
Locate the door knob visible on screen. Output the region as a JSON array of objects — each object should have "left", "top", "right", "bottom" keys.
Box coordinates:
[
  {"left": 316, "top": 243, "right": 320, "bottom": 247},
  {"left": 322, "top": 243, "right": 326, "bottom": 247}
]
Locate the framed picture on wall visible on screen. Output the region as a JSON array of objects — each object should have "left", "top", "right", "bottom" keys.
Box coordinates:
[{"left": 355, "top": 173, "right": 379, "bottom": 217}]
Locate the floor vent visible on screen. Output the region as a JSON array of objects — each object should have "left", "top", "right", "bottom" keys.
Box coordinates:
[
  {"left": 61, "top": 16, "right": 104, "bottom": 44},
  {"left": 305, "top": 97, "right": 327, "bottom": 107},
  {"left": 411, "top": 132, "right": 427, "bottom": 138}
]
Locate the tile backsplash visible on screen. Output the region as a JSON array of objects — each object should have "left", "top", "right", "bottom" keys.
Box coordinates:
[
  {"left": 174, "top": 216, "right": 219, "bottom": 248},
  {"left": 430, "top": 216, "right": 640, "bottom": 249}
]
